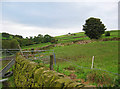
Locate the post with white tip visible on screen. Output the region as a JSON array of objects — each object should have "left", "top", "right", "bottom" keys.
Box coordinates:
[{"left": 91, "top": 56, "right": 94, "bottom": 69}]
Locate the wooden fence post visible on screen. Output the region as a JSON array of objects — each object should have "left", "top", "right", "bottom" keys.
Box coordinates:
[
  {"left": 91, "top": 56, "right": 94, "bottom": 69},
  {"left": 18, "top": 44, "right": 24, "bottom": 56},
  {"left": 50, "top": 55, "right": 53, "bottom": 70}
]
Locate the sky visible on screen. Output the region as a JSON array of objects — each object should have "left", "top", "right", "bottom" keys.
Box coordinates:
[{"left": 0, "top": 0, "right": 119, "bottom": 38}]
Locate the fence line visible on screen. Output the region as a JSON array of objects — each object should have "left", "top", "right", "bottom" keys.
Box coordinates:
[
  {"left": 2, "top": 49, "right": 119, "bottom": 76},
  {"left": 22, "top": 49, "right": 56, "bottom": 65},
  {"left": 57, "top": 58, "right": 120, "bottom": 76}
]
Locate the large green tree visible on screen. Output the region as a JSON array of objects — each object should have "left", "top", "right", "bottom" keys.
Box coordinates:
[{"left": 83, "top": 17, "right": 106, "bottom": 39}]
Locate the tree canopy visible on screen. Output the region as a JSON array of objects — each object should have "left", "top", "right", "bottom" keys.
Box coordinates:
[
  {"left": 2, "top": 32, "right": 57, "bottom": 49},
  {"left": 83, "top": 17, "right": 106, "bottom": 39}
]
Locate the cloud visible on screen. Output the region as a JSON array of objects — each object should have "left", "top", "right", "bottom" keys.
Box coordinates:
[
  {"left": 1, "top": 0, "right": 119, "bottom": 2},
  {"left": 1, "top": 1, "right": 118, "bottom": 37},
  {"left": 2, "top": 2, "right": 118, "bottom": 29},
  {"left": 1, "top": 20, "right": 82, "bottom": 38}
]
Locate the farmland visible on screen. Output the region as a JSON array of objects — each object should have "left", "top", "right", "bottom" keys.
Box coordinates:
[
  {"left": 42, "top": 40, "right": 118, "bottom": 86},
  {"left": 21, "top": 30, "right": 120, "bottom": 86},
  {"left": 1, "top": 30, "right": 119, "bottom": 87}
]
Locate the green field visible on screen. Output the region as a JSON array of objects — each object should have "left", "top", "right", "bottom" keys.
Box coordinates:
[
  {"left": 55, "top": 30, "right": 119, "bottom": 43},
  {"left": 1, "top": 30, "right": 119, "bottom": 87},
  {"left": 39, "top": 40, "right": 118, "bottom": 86},
  {"left": 52, "top": 41, "right": 118, "bottom": 73},
  {"left": 27, "top": 30, "right": 119, "bottom": 86}
]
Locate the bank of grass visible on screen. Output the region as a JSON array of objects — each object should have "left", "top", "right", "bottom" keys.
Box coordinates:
[
  {"left": 40, "top": 40, "right": 118, "bottom": 86},
  {"left": 53, "top": 41, "right": 118, "bottom": 73},
  {"left": 21, "top": 30, "right": 119, "bottom": 50}
]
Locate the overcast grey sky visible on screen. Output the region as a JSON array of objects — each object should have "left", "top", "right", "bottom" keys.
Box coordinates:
[{"left": 0, "top": 0, "right": 119, "bottom": 37}]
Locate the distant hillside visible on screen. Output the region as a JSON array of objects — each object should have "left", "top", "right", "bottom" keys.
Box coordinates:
[
  {"left": 55, "top": 30, "right": 119, "bottom": 44},
  {"left": 1, "top": 32, "right": 23, "bottom": 40},
  {"left": 1, "top": 30, "right": 119, "bottom": 49}
]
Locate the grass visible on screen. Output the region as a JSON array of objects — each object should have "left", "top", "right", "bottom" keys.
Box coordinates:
[
  {"left": 22, "top": 42, "right": 52, "bottom": 50},
  {"left": 1, "top": 30, "right": 119, "bottom": 87},
  {"left": 55, "top": 30, "right": 119, "bottom": 44},
  {"left": 20, "top": 30, "right": 119, "bottom": 50},
  {"left": 34, "top": 40, "right": 118, "bottom": 86},
  {"left": 0, "top": 60, "right": 16, "bottom": 88},
  {"left": 53, "top": 41, "right": 118, "bottom": 73},
  {"left": 0, "top": 60, "right": 11, "bottom": 71},
  {"left": 27, "top": 30, "right": 119, "bottom": 86}
]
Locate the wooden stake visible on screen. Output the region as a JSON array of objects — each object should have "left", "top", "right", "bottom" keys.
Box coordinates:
[
  {"left": 50, "top": 55, "right": 53, "bottom": 70},
  {"left": 91, "top": 56, "right": 94, "bottom": 69},
  {"left": 18, "top": 44, "right": 24, "bottom": 56}
]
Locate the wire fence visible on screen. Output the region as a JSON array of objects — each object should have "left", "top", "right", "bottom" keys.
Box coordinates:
[
  {"left": 1, "top": 49, "right": 119, "bottom": 76},
  {"left": 57, "top": 58, "right": 120, "bottom": 76},
  {"left": 0, "top": 49, "right": 19, "bottom": 60},
  {"left": 22, "top": 50, "right": 56, "bottom": 64}
]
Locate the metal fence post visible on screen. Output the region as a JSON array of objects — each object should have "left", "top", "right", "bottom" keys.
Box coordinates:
[{"left": 53, "top": 52, "right": 56, "bottom": 66}]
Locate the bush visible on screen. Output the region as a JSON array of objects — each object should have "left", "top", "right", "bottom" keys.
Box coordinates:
[
  {"left": 87, "top": 70, "right": 113, "bottom": 86},
  {"left": 50, "top": 38, "right": 58, "bottom": 44},
  {"left": 105, "top": 31, "right": 110, "bottom": 36},
  {"left": 2, "top": 39, "right": 19, "bottom": 49}
]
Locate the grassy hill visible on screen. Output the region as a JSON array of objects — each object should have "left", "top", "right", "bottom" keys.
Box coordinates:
[
  {"left": 22, "top": 30, "right": 119, "bottom": 86},
  {"left": 1, "top": 30, "right": 119, "bottom": 87},
  {"left": 21, "top": 30, "right": 119, "bottom": 50}
]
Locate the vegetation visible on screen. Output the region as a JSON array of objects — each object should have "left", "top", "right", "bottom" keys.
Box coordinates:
[
  {"left": 33, "top": 39, "right": 119, "bottom": 87},
  {"left": 83, "top": 17, "right": 106, "bottom": 39},
  {"left": 1, "top": 30, "right": 119, "bottom": 87},
  {"left": 1, "top": 32, "right": 57, "bottom": 49},
  {"left": 105, "top": 31, "right": 110, "bottom": 36},
  {"left": 52, "top": 41, "right": 118, "bottom": 73}
]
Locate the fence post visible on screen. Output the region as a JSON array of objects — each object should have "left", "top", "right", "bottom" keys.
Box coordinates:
[
  {"left": 18, "top": 44, "right": 24, "bottom": 56},
  {"left": 53, "top": 53, "right": 56, "bottom": 66},
  {"left": 91, "top": 56, "right": 94, "bottom": 69},
  {"left": 50, "top": 55, "right": 53, "bottom": 70}
]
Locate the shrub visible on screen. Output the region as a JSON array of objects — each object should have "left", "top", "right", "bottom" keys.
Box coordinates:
[
  {"left": 105, "top": 31, "right": 110, "bottom": 36},
  {"left": 87, "top": 70, "right": 113, "bottom": 86},
  {"left": 50, "top": 38, "right": 58, "bottom": 44}
]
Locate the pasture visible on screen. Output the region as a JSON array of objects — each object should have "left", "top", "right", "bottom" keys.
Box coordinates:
[
  {"left": 45, "top": 40, "right": 119, "bottom": 86},
  {"left": 1, "top": 30, "right": 119, "bottom": 87},
  {"left": 20, "top": 30, "right": 119, "bottom": 86}
]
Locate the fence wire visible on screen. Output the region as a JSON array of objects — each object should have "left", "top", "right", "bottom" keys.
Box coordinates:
[
  {"left": 57, "top": 58, "right": 120, "bottom": 76},
  {"left": 22, "top": 50, "right": 55, "bottom": 64},
  {"left": 1, "top": 49, "right": 119, "bottom": 76}
]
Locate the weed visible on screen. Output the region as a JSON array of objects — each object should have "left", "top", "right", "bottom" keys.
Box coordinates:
[
  {"left": 64, "top": 65, "right": 76, "bottom": 70},
  {"left": 87, "top": 70, "right": 113, "bottom": 86},
  {"left": 75, "top": 68, "right": 85, "bottom": 74}
]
